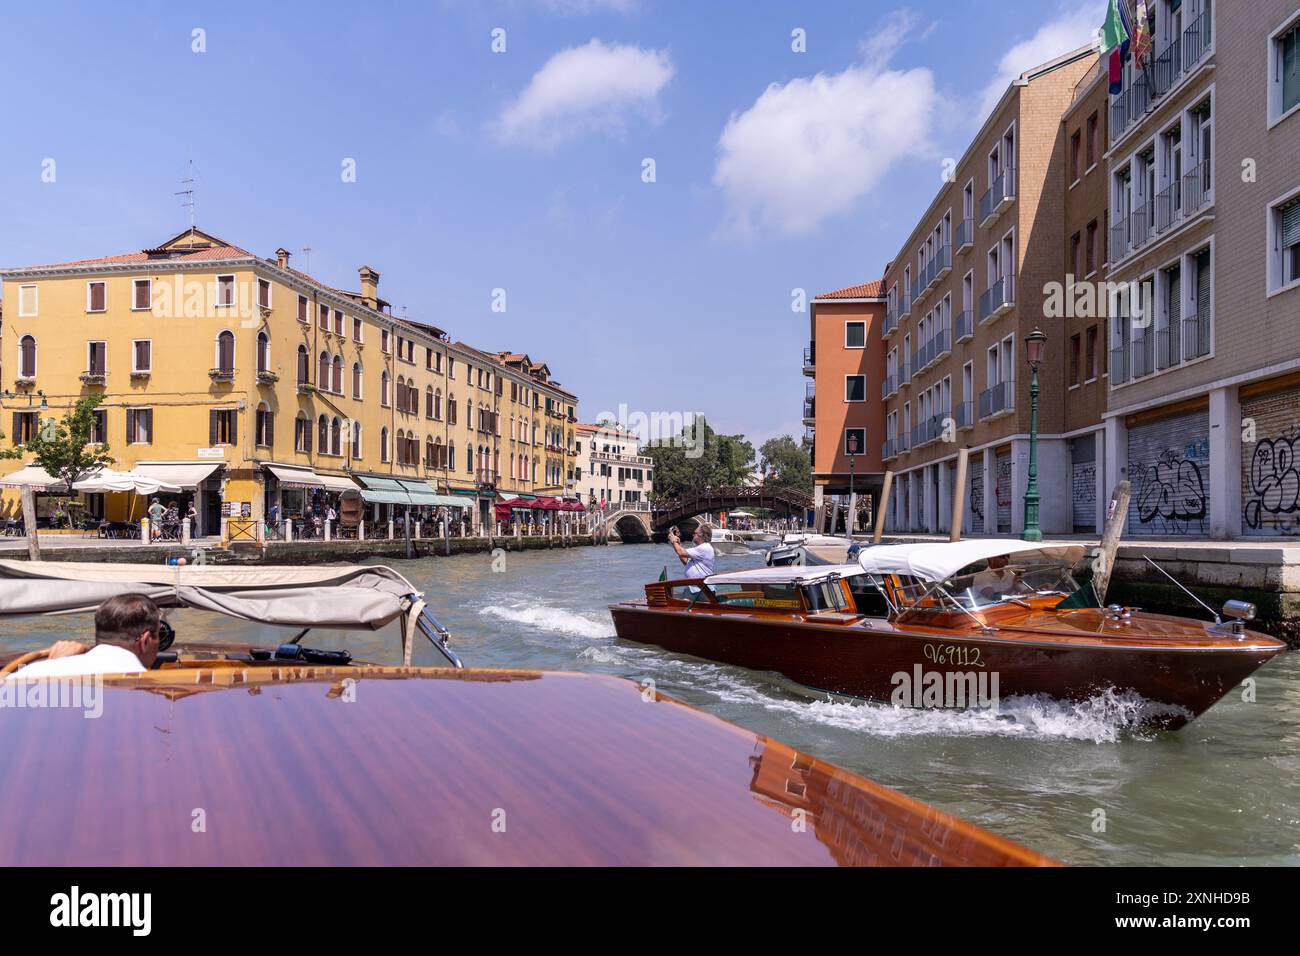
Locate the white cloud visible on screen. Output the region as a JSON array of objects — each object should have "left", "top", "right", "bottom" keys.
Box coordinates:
[
  {"left": 976, "top": 5, "right": 1104, "bottom": 122},
  {"left": 495, "top": 39, "right": 673, "bottom": 148},
  {"left": 713, "top": 63, "right": 937, "bottom": 237}
]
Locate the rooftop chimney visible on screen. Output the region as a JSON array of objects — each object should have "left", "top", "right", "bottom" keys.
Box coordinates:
[
  {"left": 359, "top": 266, "right": 380, "bottom": 308},
  {"left": 276, "top": 247, "right": 292, "bottom": 269}
]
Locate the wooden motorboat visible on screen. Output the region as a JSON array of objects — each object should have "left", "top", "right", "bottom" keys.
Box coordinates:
[
  {"left": 0, "top": 559, "right": 1054, "bottom": 866},
  {"left": 766, "top": 532, "right": 860, "bottom": 566},
  {"left": 611, "top": 539, "right": 1287, "bottom": 729},
  {"left": 710, "top": 527, "right": 752, "bottom": 555}
]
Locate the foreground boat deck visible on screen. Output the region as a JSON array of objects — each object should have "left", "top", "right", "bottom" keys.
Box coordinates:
[{"left": 0, "top": 666, "right": 1055, "bottom": 866}]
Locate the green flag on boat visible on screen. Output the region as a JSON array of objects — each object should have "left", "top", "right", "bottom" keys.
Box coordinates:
[{"left": 659, "top": 565, "right": 668, "bottom": 582}]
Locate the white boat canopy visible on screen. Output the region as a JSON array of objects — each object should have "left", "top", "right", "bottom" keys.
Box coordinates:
[
  {"left": 704, "top": 564, "right": 864, "bottom": 587},
  {"left": 855, "top": 539, "right": 1085, "bottom": 583}
]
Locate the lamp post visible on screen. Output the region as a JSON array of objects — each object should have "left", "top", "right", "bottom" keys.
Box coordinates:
[
  {"left": 1022, "top": 327, "right": 1047, "bottom": 542},
  {"left": 847, "top": 432, "right": 859, "bottom": 534}
]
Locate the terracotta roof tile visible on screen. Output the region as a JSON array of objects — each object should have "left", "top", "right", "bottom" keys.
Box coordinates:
[{"left": 813, "top": 280, "right": 884, "bottom": 300}]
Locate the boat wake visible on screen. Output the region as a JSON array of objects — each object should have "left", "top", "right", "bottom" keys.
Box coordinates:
[{"left": 478, "top": 604, "right": 614, "bottom": 642}]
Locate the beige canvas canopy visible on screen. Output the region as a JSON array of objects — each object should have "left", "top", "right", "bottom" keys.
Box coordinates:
[{"left": 0, "top": 560, "right": 455, "bottom": 666}]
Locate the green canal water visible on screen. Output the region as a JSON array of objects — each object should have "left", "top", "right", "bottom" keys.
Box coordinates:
[{"left": 8, "top": 543, "right": 1299, "bottom": 866}]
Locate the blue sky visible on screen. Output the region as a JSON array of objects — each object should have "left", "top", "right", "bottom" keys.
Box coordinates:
[{"left": 0, "top": 0, "right": 1104, "bottom": 449}]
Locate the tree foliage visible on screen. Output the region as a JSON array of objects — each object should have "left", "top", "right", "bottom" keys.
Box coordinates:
[
  {"left": 758, "top": 435, "right": 812, "bottom": 495},
  {"left": 643, "top": 416, "right": 755, "bottom": 500},
  {"left": 20, "top": 395, "right": 115, "bottom": 487}
]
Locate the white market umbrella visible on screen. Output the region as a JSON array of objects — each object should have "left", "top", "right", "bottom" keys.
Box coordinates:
[{"left": 72, "top": 469, "right": 183, "bottom": 496}]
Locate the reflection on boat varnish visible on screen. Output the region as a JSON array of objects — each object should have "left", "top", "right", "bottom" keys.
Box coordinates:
[{"left": 0, "top": 666, "right": 1054, "bottom": 867}]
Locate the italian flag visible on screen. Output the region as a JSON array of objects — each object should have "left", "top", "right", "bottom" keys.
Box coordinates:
[{"left": 1099, "top": 0, "right": 1130, "bottom": 54}]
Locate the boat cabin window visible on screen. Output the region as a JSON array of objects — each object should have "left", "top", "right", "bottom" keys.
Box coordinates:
[
  {"left": 709, "top": 582, "right": 803, "bottom": 610},
  {"left": 943, "top": 556, "right": 1079, "bottom": 611},
  {"left": 846, "top": 576, "right": 891, "bottom": 617},
  {"left": 802, "top": 581, "right": 849, "bottom": 613}
]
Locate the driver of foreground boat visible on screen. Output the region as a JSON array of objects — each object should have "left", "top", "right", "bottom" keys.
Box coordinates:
[
  {"left": 969, "top": 554, "right": 1028, "bottom": 600},
  {"left": 11, "top": 594, "right": 161, "bottom": 677},
  {"left": 669, "top": 525, "right": 715, "bottom": 579}
]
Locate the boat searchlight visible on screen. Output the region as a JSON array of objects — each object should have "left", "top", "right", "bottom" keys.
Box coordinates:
[{"left": 1222, "top": 600, "right": 1256, "bottom": 622}]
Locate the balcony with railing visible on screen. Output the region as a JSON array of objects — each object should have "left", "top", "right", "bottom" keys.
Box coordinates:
[
  {"left": 954, "top": 309, "right": 974, "bottom": 343},
  {"left": 1154, "top": 179, "right": 1182, "bottom": 233},
  {"left": 881, "top": 374, "right": 897, "bottom": 400},
  {"left": 881, "top": 438, "right": 898, "bottom": 461},
  {"left": 1183, "top": 312, "right": 1210, "bottom": 361},
  {"left": 899, "top": 360, "right": 912, "bottom": 387},
  {"left": 802, "top": 344, "right": 815, "bottom": 376},
  {"left": 900, "top": 290, "right": 912, "bottom": 318},
  {"left": 913, "top": 326, "right": 951, "bottom": 375},
  {"left": 898, "top": 430, "right": 912, "bottom": 452},
  {"left": 979, "top": 166, "right": 1015, "bottom": 225},
  {"left": 911, "top": 414, "right": 945, "bottom": 449},
  {"left": 802, "top": 383, "right": 815, "bottom": 424},
  {"left": 978, "top": 275, "right": 1015, "bottom": 323},
  {"left": 1157, "top": 322, "right": 1181, "bottom": 371},
  {"left": 955, "top": 401, "right": 974, "bottom": 431},
  {"left": 1110, "top": 3, "right": 1213, "bottom": 145},
  {"left": 1110, "top": 215, "right": 1130, "bottom": 264},
  {"left": 1110, "top": 343, "right": 1130, "bottom": 385},
  {"left": 955, "top": 218, "right": 974, "bottom": 254},
  {"left": 978, "top": 380, "right": 1015, "bottom": 420},
  {"left": 1183, "top": 160, "right": 1212, "bottom": 217},
  {"left": 1130, "top": 327, "right": 1155, "bottom": 379},
  {"left": 883, "top": 306, "right": 899, "bottom": 338}
]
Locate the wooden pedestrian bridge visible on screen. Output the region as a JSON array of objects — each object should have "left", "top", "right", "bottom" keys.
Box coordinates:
[{"left": 598, "top": 488, "right": 812, "bottom": 542}]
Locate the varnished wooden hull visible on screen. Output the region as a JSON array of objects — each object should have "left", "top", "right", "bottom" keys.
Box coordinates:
[
  {"left": 609, "top": 604, "right": 1285, "bottom": 729},
  {"left": 0, "top": 665, "right": 1055, "bottom": 866}
]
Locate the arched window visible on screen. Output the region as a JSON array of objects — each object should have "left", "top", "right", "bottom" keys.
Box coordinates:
[
  {"left": 318, "top": 414, "right": 329, "bottom": 452},
  {"left": 425, "top": 386, "right": 434, "bottom": 418},
  {"left": 216, "top": 330, "right": 235, "bottom": 374},
  {"left": 351, "top": 421, "right": 362, "bottom": 459},
  {"left": 448, "top": 440, "right": 456, "bottom": 472},
  {"left": 330, "top": 417, "right": 341, "bottom": 456},
  {"left": 331, "top": 355, "right": 343, "bottom": 394},
  {"left": 434, "top": 389, "right": 442, "bottom": 420},
  {"left": 295, "top": 412, "right": 311, "bottom": 452},
  {"left": 380, "top": 426, "right": 390, "bottom": 463},
  {"left": 256, "top": 402, "right": 273, "bottom": 447},
  {"left": 256, "top": 332, "right": 270, "bottom": 373},
  {"left": 426, "top": 436, "right": 435, "bottom": 466},
  {"left": 19, "top": 335, "right": 36, "bottom": 378},
  {"left": 381, "top": 370, "right": 390, "bottom": 407},
  {"left": 297, "top": 345, "right": 309, "bottom": 385}
]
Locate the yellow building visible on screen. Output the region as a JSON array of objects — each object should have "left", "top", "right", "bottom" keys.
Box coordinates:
[{"left": 0, "top": 228, "right": 579, "bottom": 535}]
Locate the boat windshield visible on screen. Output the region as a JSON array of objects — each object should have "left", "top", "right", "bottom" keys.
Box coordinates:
[{"left": 942, "top": 553, "right": 1081, "bottom": 610}]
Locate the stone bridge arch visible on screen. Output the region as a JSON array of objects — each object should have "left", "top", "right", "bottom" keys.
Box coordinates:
[{"left": 602, "top": 509, "right": 653, "bottom": 543}]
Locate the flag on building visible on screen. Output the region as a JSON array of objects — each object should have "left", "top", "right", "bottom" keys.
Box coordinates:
[
  {"left": 1099, "top": 0, "right": 1130, "bottom": 54},
  {"left": 1109, "top": 47, "right": 1124, "bottom": 95},
  {"left": 1132, "top": 1, "right": 1154, "bottom": 67}
]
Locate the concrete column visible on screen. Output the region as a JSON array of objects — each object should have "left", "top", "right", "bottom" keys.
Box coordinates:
[
  {"left": 388, "top": 519, "right": 395, "bottom": 539},
  {"left": 324, "top": 519, "right": 332, "bottom": 541},
  {"left": 358, "top": 520, "right": 365, "bottom": 541},
  {"left": 1209, "top": 385, "right": 1242, "bottom": 539},
  {"left": 182, "top": 517, "right": 192, "bottom": 546},
  {"left": 285, "top": 520, "right": 293, "bottom": 542},
  {"left": 938, "top": 460, "right": 952, "bottom": 533}
]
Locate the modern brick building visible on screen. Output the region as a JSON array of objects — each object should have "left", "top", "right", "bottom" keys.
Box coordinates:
[{"left": 1102, "top": 0, "right": 1300, "bottom": 540}]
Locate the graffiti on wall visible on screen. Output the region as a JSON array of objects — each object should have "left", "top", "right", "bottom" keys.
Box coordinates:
[
  {"left": 970, "top": 475, "right": 983, "bottom": 527},
  {"left": 1244, "top": 431, "right": 1300, "bottom": 534},
  {"left": 1073, "top": 463, "right": 1096, "bottom": 525},
  {"left": 1134, "top": 446, "right": 1207, "bottom": 535}
]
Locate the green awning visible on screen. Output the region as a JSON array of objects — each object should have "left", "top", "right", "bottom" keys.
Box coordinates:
[
  {"left": 395, "top": 479, "right": 442, "bottom": 506},
  {"left": 358, "top": 489, "right": 409, "bottom": 505},
  {"left": 427, "top": 494, "right": 475, "bottom": 509},
  {"left": 514, "top": 493, "right": 537, "bottom": 500}
]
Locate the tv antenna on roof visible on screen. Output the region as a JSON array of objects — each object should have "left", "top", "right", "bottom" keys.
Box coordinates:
[
  {"left": 301, "top": 246, "right": 312, "bottom": 274},
  {"left": 174, "top": 159, "right": 196, "bottom": 235}
]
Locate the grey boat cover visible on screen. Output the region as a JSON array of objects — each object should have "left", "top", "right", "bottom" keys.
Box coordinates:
[{"left": 0, "top": 560, "right": 419, "bottom": 631}]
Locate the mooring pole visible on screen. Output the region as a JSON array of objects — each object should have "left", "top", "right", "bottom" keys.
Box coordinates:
[
  {"left": 872, "top": 471, "right": 895, "bottom": 545},
  {"left": 950, "top": 449, "right": 969, "bottom": 542},
  {"left": 1092, "top": 480, "right": 1131, "bottom": 604}
]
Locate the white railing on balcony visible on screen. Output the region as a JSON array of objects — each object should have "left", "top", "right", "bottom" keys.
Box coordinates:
[
  {"left": 978, "top": 380, "right": 1015, "bottom": 419},
  {"left": 978, "top": 275, "right": 1015, "bottom": 323}
]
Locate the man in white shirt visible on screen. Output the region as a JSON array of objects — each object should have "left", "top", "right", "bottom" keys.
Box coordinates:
[
  {"left": 669, "top": 524, "right": 715, "bottom": 579},
  {"left": 12, "top": 593, "right": 161, "bottom": 678}
]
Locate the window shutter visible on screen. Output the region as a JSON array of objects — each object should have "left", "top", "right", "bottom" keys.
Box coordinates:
[
  {"left": 267, "top": 411, "right": 274, "bottom": 447},
  {"left": 230, "top": 411, "right": 237, "bottom": 448},
  {"left": 209, "top": 411, "right": 218, "bottom": 446},
  {"left": 1281, "top": 197, "right": 1300, "bottom": 249},
  {"left": 12, "top": 412, "right": 19, "bottom": 444}
]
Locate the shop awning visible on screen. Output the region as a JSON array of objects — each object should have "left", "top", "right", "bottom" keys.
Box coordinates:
[
  {"left": 353, "top": 475, "right": 410, "bottom": 505},
  {"left": 395, "top": 479, "right": 442, "bottom": 506},
  {"left": 133, "top": 462, "right": 223, "bottom": 489},
  {"left": 425, "top": 494, "right": 476, "bottom": 509},
  {"left": 317, "top": 473, "right": 359, "bottom": 494},
  {"left": 265, "top": 464, "right": 324, "bottom": 490},
  {"left": 0, "top": 465, "right": 67, "bottom": 492}
]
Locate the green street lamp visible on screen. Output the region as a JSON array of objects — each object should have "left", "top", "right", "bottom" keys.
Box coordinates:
[
  {"left": 1022, "top": 327, "right": 1047, "bottom": 542},
  {"left": 847, "top": 431, "right": 858, "bottom": 535}
]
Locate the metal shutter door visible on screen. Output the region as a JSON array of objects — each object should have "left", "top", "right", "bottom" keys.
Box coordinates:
[
  {"left": 1127, "top": 408, "right": 1209, "bottom": 536},
  {"left": 1071, "top": 436, "right": 1098, "bottom": 532},
  {"left": 969, "top": 454, "right": 984, "bottom": 533},
  {"left": 1241, "top": 386, "right": 1300, "bottom": 536},
  {"left": 995, "top": 450, "right": 1012, "bottom": 534}
]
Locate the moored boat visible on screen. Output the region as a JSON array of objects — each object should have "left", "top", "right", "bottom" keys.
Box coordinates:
[
  {"left": 0, "top": 559, "right": 1054, "bottom": 866},
  {"left": 611, "top": 539, "right": 1287, "bottom": 729}
]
